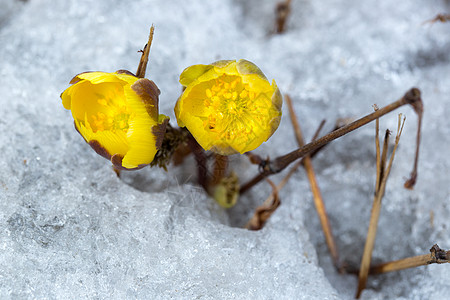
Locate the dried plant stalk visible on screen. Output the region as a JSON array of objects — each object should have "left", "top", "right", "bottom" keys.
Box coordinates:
[
  {"left": 136, "top": 25, "right": 155, "bottom": 78},
  {"left": 370, "top": 244, "right": 450, "bottom": 274},
  {"left": 424, "top": 14, "right": 450, "bottom": 24},
  {"left": 356, "top": 114, "right": 406, "bottom": 298},
  {"left": 245, "top": 120, "right": 326, "bottom": 230},
  {"left": 241, "top": 88, "right": 422, "bottom": 194},
  {"left": 245, "top": 179, "right": 282, "bottom": 230},
  {"left": 275, "top": 0, "right": 292, "bottom": 33},
  {"left": 285, "top": 95, "right": 339, "bottom": 269},
  {"left": 404, "top": 98, "right": 423, "bottom": 189}
]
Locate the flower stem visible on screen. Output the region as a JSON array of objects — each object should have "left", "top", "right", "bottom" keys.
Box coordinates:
[
  {"left": 211, "top": 154, "right": 228, "bottom": 186},
  {"left": 136, "top": 25, "right": 155, "bottom": 78},
  {"left": 187, "top": 134, "right": 208, "bottom": 190}
]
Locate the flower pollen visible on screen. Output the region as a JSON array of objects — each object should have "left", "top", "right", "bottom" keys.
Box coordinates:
[
  {"left": 89, "top": 88, "right": 132, "bottom": 133},
  {"left": 202, "top": 74, "right": 262, "bottom": 143}
]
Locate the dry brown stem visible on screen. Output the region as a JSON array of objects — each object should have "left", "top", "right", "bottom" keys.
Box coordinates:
[
  {"left": 356, "top": 114, "right": 406, "bottom": 298},
  {"left": 285, "top": 95, "right": 339, "bottom": 269},
  {"left": 240, "top": 88, "right": 422, "bottom": 195},
  {"left": 275, "top": 0, "right": 292, "bottom": 33},
  {"left": 136, "top": 25, "right": 155, "bottom": 78},
  {"left": 423, "top": 14, "right": 450, "bottom": 24},
  {"left": 244, "top": 120, "right": 325, "bottom": 230},
  {"left": 245, "top": 179, "right": 281, "bottom": 230},
  {"left": 370, "top": 244, "right": 450, "bottom": 274},
  {"left": 404, "top": 97, "right": 423, "bottom": 189}
]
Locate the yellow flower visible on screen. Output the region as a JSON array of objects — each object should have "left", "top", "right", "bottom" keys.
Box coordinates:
[
  {"left": 175, "top": 59, "right": 282, "bottom": 155},
  {"left": 61, "top": 71, "right": 169, "bottom": 170}
]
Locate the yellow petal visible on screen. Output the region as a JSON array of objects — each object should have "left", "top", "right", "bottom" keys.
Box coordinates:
[
  {"left": 175, "top": 60, "right": 282, "bottom": 155},
  {"left": 61, "top": 71, "right": 164, "bottom": 169},
  {"left": 74, "top": 72, "right": 128, "bottom": 84},
  {"left": 122, "top": 115, "right": 157, "bottom": 168},
  {"left": 179, "top": 64, "right": 214, "bottom": 86}
]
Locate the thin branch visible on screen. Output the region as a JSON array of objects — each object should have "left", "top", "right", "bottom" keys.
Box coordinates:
[
  {"left": 423, "top": 14, "right": 450, "bottom": 25},
  {"left": 240, "top": 120, "right": 326, "bottom": 195},
  {"left": 285, "top": 95, "right": 339, "bottom": 269},
  {"left": 241, "top": 88, "right": 422, "bottom": 194},
  {"left": 311, "top": 120, "right": 327, "bottom": 141},
  {"left": 383, "top": 115, "right": 406, "bottom": 190},
  {"left": 370, "top": 244, "right": 450, "bottom": 274},
  {"left": 404, "top": 99, "right": 423, "bottom": 189},
  {"left": 244, "top": 120, "right": 325, "bottom": 230},
  {"left": 356, "top": 130, "right": 390, "bottom": 298},
  {"left": 356, "top": 114, "right": 406, "bottom": 299},
  {"left": 136, "top": 25, "right": 155, "bottom": 78},
  {"left": 374, "top": 105, "right": 381, "bottom": 191},
  {"left": 377, "top": 130, "right": 390, "bottom": 191}
]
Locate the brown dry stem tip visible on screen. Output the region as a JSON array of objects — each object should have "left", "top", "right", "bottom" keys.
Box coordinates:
[
  {"left": 244, "top": 152, "right": 269, "bottom": 167},
  {"left": 423, "top": 14, "right": 450, "bottom": 25},
  {"left": 136, "top": 25, "right": 155, "bottom": 78},
  {"left": 276, "top": 0, "right": 292, "bottom": 34}
]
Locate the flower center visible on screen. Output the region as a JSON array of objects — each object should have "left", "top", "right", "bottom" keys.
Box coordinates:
[
  {"left": 204, "top": 75, "right": 258, "bottom": 141},
  {"left": 89, "top": 88, "right": 131, "bottom": 133}
]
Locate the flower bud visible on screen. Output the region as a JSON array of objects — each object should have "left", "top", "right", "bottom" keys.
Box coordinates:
[{"left": 61, "top": 71, "right": 169, "bottom": 170}]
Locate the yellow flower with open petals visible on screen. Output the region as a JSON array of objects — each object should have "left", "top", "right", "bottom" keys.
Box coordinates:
[
  {"left": 61, "top": 71, "right": 169, "bottom": 170},
  {"left": 175, "top": 59, "right": 282, "bottom": 155}
]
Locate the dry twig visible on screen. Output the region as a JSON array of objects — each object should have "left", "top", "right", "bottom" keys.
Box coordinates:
[
  {"left": 356, "top": 113, "right": 406, "bottom": 298},
  {"left": 241, "top": 88, "right": 422, "bottom": 194},
  {"left": 404, "top": 97, "right": 423, "bottom": 189},
  {"left": 136, "top": 25, "right": 155, "bottom": 78},
  {"left": 370, "top": 244, "right": 450, "bottom": 274},
  {"left": 423, "top": 14, "right": 450, "bottom": 24},
  {"left": 285, "top": 95, "right": 340, "bottom": 269},
  {"left": 245, "top": 120, "right": 326, "bottom": 230}
]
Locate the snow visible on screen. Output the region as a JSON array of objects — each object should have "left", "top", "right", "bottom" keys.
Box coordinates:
[{"left": 1, "top": 0, "right": 449, "bottom": 298}]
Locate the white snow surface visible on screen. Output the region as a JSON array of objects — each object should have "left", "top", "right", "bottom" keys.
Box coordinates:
[{"left": 1, "top": 0, "right": 449, "bottom": 299}]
